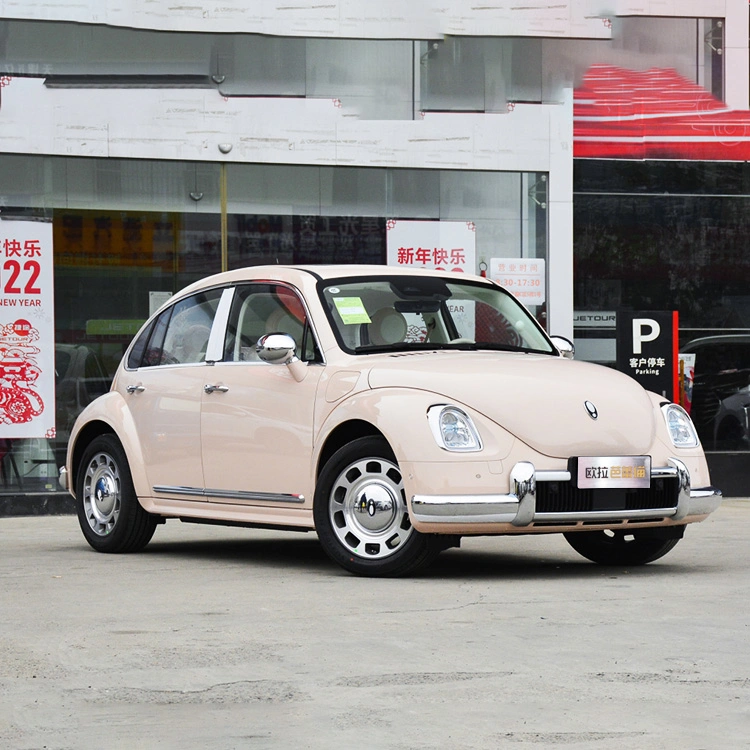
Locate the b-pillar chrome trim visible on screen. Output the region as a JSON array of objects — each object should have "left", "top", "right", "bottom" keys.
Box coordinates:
[{"left": 410, "top": 458, "right": 722, "bottom": 526}]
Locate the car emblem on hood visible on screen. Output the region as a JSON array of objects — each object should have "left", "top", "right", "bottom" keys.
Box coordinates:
[{"left": 584, "top": 400, "right": 598, "bottom": 420}]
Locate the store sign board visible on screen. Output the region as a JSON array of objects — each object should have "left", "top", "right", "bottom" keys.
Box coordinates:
[
  {"left": 489, "top": 257, "right": 546, "bottom": 305},
  {"left": 574, "top": 311, "right": 616, "bottom": 328},
  {"left": 149, "top": 291, "right": 173, "bottom": 316},
  {"left": 86, "top": 319, "right": 144, "bottom": 336},
  {"left": 0, "top": 220, "right": 55, "bottom": 438},
  {"left": 616, "top": 310, "right": 678, "bottom": 400},
  {"left": 386, "top": 220, "right": 476, "bottom": 274}
]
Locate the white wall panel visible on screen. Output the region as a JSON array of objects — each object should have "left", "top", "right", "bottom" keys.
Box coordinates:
[
  {"left": 442, "top": 1, "right": 611, "bottom": 38},
  {"left": 0, "top": 79, "right": 561, "bottom": 173},
  {"left": 0, "top": 0, "right": 611, "bottom": 39},
  {"left": 613, "top": 1, "right": 726, "bottom": 14}
]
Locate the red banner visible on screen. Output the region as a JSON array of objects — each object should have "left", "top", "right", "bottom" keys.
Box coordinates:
[{"left": 574, "top": 65, "right": 750, "bottom": 161}]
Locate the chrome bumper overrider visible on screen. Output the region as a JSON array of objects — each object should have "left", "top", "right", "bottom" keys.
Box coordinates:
[{"left": 410, "top": 458, "right": 722, "bottom": 526}]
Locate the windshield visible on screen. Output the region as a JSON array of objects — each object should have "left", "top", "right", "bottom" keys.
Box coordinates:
[{"left": 320, "top": 275, "right": 555, "bottom": 355}]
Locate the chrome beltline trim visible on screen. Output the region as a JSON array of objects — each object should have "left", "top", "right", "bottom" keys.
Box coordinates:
[{"left": 153, "top": 485, "right": 305, "bottom": 504}]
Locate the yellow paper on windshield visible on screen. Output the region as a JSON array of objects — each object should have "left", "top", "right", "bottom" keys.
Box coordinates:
[{"left": 333, "top": 297, "right": 371, "bottom": 325}]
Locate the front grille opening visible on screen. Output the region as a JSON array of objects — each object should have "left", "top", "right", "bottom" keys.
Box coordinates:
[{"left": 536, "top": 477, "right": 678, "bottom": 514}]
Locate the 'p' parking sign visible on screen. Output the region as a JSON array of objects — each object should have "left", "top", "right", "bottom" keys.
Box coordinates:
[{"left": 616, "top": 310, "right": 679, "bottom": 400}]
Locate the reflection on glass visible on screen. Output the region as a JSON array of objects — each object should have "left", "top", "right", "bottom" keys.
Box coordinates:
[
  {"left": 574, "top": 161, "right": 750, "bottom": 452},
  {"left": 0, "top": 155, "right": 549, "bottom": 491}
]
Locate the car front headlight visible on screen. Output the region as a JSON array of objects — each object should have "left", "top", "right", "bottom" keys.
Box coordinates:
[
  {"left": 661, "top": 403, "right": 700, "bottom": 448},
  {"left": 427, "top": 405, "right": 483, "bottom": 452}
]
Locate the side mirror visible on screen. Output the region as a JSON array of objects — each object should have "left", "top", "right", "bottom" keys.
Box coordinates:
[
  {"left": 256, "top": 332, "right": 296, "bottom": 364},
  {"left": 550, "top": 335, "right": 575, "bottom": 360},
  {"left": 256, "top": 333, "right": 308, "bottom": 382}
]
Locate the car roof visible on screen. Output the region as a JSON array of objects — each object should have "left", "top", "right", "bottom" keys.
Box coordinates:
[
  {"left": 682, "top": 334, "right": 750, "bottom": 351},
  {"left": 175, "top": 264, "right": 489, "bottom": 300}
]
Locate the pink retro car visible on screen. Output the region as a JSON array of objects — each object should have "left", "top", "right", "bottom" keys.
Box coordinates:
[{"left": 62, "top": 265, "right": 721, "bottom": 576}]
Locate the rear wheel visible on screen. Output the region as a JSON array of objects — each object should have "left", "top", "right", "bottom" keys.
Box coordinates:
[
  {"left": 564, "top": 529, "right": 680, "bottom": 566},
  {"left": 314, "top": 436, "right": 443, "bottom": 576},
  {"left": 76, "top": 434, "right": 157, "bottom": 553}
]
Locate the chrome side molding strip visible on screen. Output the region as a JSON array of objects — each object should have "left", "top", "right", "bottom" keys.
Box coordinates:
[
  {"left": 153, "top": 485, "right": 305, "bottom": 504},
  {"left": 153, "top": 485, "right": 204, "bottom": 497}
]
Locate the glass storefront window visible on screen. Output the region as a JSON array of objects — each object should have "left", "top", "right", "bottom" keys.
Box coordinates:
[
  {"left": 0, "top": 156, "right": 223, "bottom": 487},
  {"left": 574, "top": 160, "right": 750, "bottom": 452},
  {"left": 224, "top": 165, "right": 548, "bottom": 309},
  {"left": 419, "top": 38, "right": 543, "bottom": 112},
  {"left": 0, "top": 154, "right": 547, "bottom": 495}
]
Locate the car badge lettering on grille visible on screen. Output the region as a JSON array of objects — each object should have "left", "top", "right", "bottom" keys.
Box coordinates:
[{"left": 584, "top": 400, "right": 598, "bottom": 420}]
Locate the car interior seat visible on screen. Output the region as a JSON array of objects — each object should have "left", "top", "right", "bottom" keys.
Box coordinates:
[{"left": 367, "top": 308, "right": 407, "bottom": 346}]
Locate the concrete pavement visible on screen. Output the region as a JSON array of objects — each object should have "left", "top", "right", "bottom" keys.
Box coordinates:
[{"left": 1, "top": 501, "right": 748, "bottom": 749}]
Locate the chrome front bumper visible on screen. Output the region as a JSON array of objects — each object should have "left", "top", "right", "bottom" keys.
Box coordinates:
[
  {"left": 59, "top": 466, "right": 69, "bottom": 492},
  {"left": 410, "top": 458, "right": 722, "bottom": 526}
]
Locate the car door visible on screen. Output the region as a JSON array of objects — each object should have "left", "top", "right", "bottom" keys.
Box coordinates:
[
  {"left": 120, "top": 288, "right": 224, "bottom": 500},
  {"left": 200, "top": 282, "right": 323, "bottom": 508}
]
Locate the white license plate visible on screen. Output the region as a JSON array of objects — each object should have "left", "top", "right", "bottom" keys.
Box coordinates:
[{"left": 576, "top": 456, "right": 651, "bottom": 489}]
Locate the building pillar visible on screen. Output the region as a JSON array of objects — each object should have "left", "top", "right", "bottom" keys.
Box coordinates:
[
  {"left": 724, "top": 0, "right": 749, "bottom": 109},
  {"left": 547, "top": 87, "right": 574, "bottom": 341}
]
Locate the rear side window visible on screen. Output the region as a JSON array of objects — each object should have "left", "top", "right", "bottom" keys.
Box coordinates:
[
  {"left": 127, "top": 319, "right": 156, "bottom": 370},
  {"left": 127, "top": 289, "right": 222, "bottom": 368}
]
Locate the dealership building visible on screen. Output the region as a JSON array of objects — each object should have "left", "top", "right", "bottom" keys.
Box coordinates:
[{"left": 0, "top": 0, "right": 749, "bottom": 505}]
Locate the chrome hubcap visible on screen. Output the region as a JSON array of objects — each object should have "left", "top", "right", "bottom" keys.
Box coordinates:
[
  {"left": 329, "top": 456, "right": 412, "bottom": 560},
  {"left": 82, "top": 452, "right": 122, "bottom": 536}
]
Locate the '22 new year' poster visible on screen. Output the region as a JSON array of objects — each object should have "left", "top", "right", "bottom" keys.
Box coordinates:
[{"left": 0, "top": 220, "right": 55, "bottom": 439}]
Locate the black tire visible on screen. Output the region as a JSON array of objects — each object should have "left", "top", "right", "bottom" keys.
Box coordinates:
[
  {"left": 314, "top": 436, "right": 443, "bottom": 577},
  {"left": 564, "top": 529, "right": 680, "bottom": 566},
  {"left": 76, "top": 434, "right": 157, "bottom": 553}
]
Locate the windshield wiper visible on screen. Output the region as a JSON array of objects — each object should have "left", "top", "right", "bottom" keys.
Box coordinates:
[{"left": 449, "top": 342, "right": 555, "bottom": 355}]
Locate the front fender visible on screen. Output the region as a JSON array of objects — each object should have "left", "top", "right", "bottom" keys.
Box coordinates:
[
  {"left": 67, "top": 392, "right": 151, "bottom": 500},
  {"left": 314, "top": 386, "right": 516, "bottom": 491}
]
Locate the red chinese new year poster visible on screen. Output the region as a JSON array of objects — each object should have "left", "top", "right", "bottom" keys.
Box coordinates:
[
  {"left": 0, "top": 220, "right": 55, "bottom": 438},
  {"left": 386, "top": 220, "right": 476, "bottom": 274}
]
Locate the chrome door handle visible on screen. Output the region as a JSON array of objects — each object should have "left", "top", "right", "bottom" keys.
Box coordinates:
[
  {"left": 126, "top": 384, "right": 145, "bottom": 394},
  {"left": 204, "top": 383, "right": 229, "bottom": 394}
]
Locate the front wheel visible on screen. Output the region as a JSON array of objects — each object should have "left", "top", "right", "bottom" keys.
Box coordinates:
[
  {"left": 76, "top": 434, "right": 157, "bottom": 553},
  {"left": 314, "top": 436, "right": 443, "bottom": 576},
  {"left": 564, "top": 529, "right": 680, "bottom": 566}
]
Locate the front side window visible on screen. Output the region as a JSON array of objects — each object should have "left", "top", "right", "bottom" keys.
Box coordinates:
[
  {"left": 127, "top": 289, "right": 222, "bottom": 368},
  {"left": 320, "top": 275, "right": 554, "bottom": 355},
  {"left": 223, "top": 284, "right": 320, "bottom": 363}
]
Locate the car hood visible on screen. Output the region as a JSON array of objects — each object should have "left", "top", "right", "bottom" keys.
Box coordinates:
[{"left": 366, "top": 351, "right": 657, "bottom": 458}]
